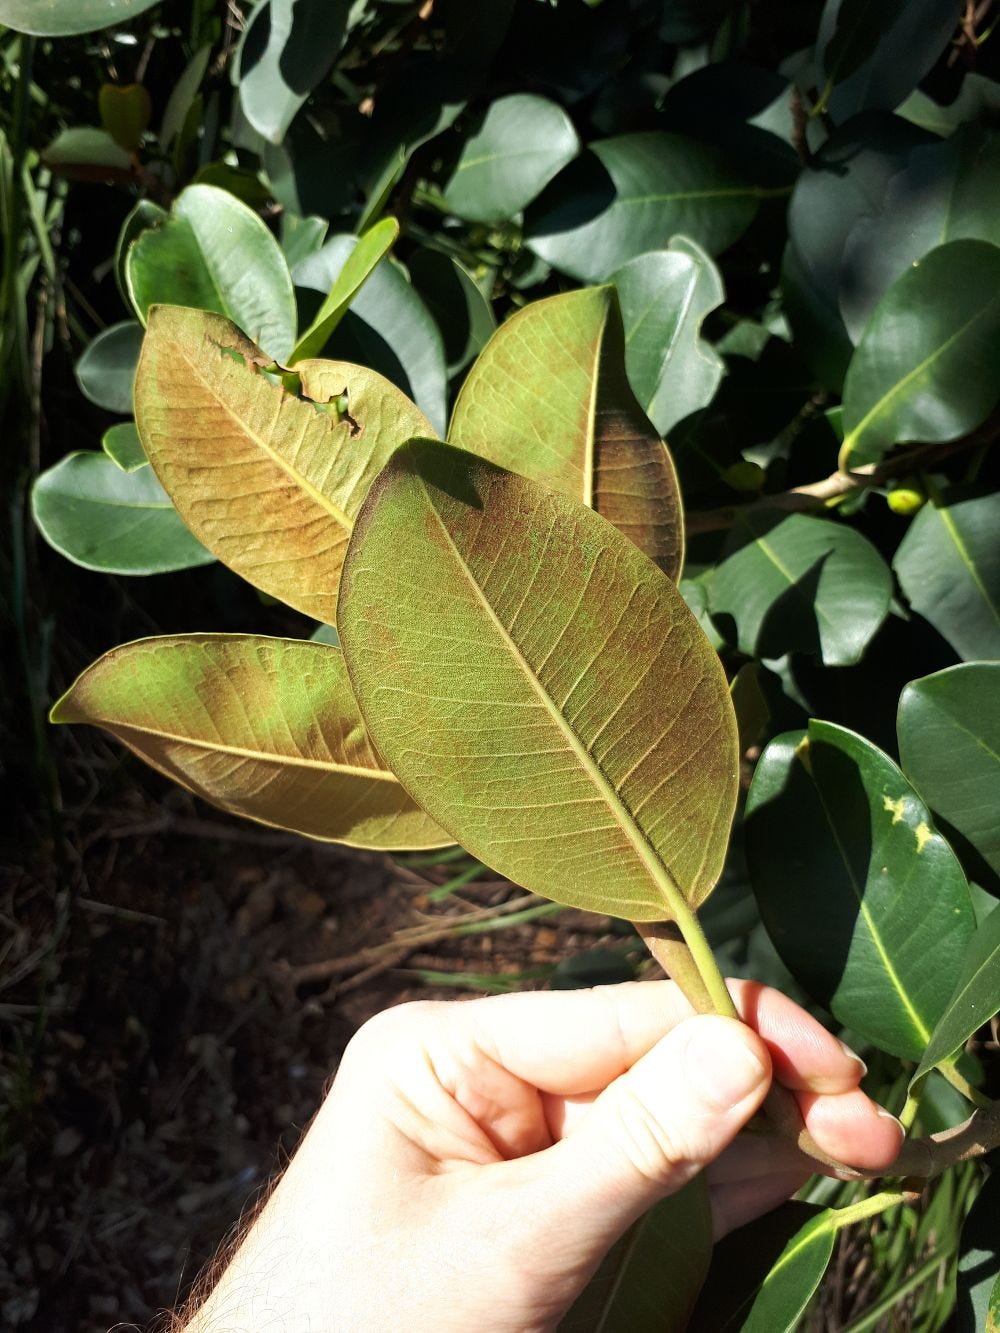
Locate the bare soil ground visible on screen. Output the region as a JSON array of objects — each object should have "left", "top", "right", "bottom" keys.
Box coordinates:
[{"left": 1, "top": 776, "right": 624, "bottom": 1332}]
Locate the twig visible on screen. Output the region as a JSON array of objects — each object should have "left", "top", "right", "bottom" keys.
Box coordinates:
[
  {"left": 790, "top": 86, "right": 812, "bottom": 167},
  {"left": 77, "top": 896, "right": 167, "bottom": 926},
  {"left": 685, "top": 431, "right": 996, "bottom": 536},
  {"left": 280, "top": 893, "right": 544, "bottom": 989}
]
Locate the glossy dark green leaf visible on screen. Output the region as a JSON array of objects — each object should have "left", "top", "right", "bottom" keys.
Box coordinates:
[
  {"left": 295, "top": 236, "right": 447, "bottom": 434},
  {"left": 841, "top": 241, "right": 1000, "bottom": 468},
  {"left": 114, "top": 199, "right": 167, "bottom": 307},
  {"left": 51, "top": 635, "right": 448, "bottom": 851},
  {"left": 839, "top": 128, "right": 1000, "bottom": 340},
  {"left": 448, "top": 286, "right": 683, "bottom": 580},
  {"left": 783, "top": 115, "right": 932, "bottom": 388},
  {"left": 893, "top": 492, "right": 1000, "bottom": 661},
  {"left": 126, "top": 184, "right": 297, "bottom": 364},
  {"left": 899, "top": 73, "right": 1000, "bottom": 138},
  {"left": 310, "top": 623, "right": 339, "bottom": 647},
  {"left": 356, "top": 65, "right": 467, "bottom": 226},
  {"left": 31, "top": 453, "right": 214, "bottom": 576},
  {"left": 75, "top": 320, "right": 143, "bottom": 414},
  {"left": 559, "top": 1176, "right": 712, "bottom": 1331},
  {"left": 731, "top": 662, "right": 770, "bottom": 752},
  {"left": 101, "top": 422, "right": 146, "bottom": 473},
  {"left": 260, "top": 111, "right": 363, "bottom": 221},
  {"left": 613, "top": 238, "right": 724, "bottom": 435},
  {"left": 690, "top": 1203, "right": 823, "bottom": 1332},
  {"left": 339, "top": 441, "right": 739, "bottom": 923},
  {"left": 237, "top": 0, "right": 350, "bottom": 144},
  {"left": 443, "top": 94, "right": 579, "bottom": 224},
  {"left": 42, "top": 126, "right": 132, "bottom": 173},
  {"left": 160, "top": 43, "right": 211, "bottom": 150},
  {"left": 0, "top": 0, "right": 158, "bottom": 35},
  {"left": 819, "top": 0, "right": 909, "bottom": 88},
  {"left": 817, "top": 0, "right": 963, "bottom": 120},
  {"left": 954, "top": 1170, "right": 1000, "bottom": 1332},
  {"left": 746, "top": 721, "right": 976, "bottom": 1059},
  {"left": 779, "top": 242, "right": 852, "bottom": 391},
  {"left": 899, "top": 663, "right": 1000, "bottom": 883},
  {"left": 657, "top": 63, "right": 800, "bottom": 191},
  {"left": 913, "top": 903, "right": 1000, "bottom": 1082},
  {"left": 407, "top": 249, "right": 495, "bottom": 377},
  {"left": 739, "top": 1208, "right": 837, "bottom": 1333},
  {"left": 526, "top": 133, "right": 761, "bottom": 283},
  {"left": 708, "top": 511, "right": 892, "bottom": 667},
  {"left": 280, "top": 213, "right": 329, "bottom": 272}
]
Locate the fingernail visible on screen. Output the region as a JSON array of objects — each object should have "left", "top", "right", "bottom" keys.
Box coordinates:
[
  {"left": 838, "top": 1039, "right": 868, "bottom": 1078},
  {"left": 877, "top": 1109, "right": 905, "bottom": 1140},
  {"left": 685, "top": 1021, "right": 768, "bottom": 1111}
]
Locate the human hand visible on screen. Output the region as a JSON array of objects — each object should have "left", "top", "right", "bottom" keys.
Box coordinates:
[{"left": 185, "top": 981, "right": 903, "bottom": 1332}]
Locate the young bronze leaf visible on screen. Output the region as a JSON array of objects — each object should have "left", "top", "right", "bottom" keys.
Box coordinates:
[
  {"left": 50, "top": 634, "right": 450, "bottom": 851},
  {"left": 339, "top": 441, "right": 737, "bottom": 922},
  {"left": 448, "top": 286, "right": 684, "bottom": 580},
  {"left": 133, "top": 306, "right": 435, "bottom": 621}
]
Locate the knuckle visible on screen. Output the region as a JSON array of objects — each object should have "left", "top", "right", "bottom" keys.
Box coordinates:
[
  {"left": 348, "top": 999, "right": 442, "bottom": 1055},
  {"left": 613, "top": 1087, "right": 704, "bottom": 1187}
]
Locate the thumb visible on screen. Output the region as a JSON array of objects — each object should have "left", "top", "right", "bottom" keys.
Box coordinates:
[{"left": 509, "top": 1015, "right": 771, "bottom": 1251}]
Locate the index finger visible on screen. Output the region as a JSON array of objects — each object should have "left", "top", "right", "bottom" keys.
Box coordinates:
[{"left": 457, "top": 978, "right": 866, "bottom": 1096}]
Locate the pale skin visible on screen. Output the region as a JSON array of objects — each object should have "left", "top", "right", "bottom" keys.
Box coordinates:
[{"left": 185, "top": 980, "right": 904, "bottom": 1333}]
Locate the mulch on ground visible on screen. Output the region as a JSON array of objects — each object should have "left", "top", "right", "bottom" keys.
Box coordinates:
[{"left": 1, "top": 779, "right": 626, "bottom": 1332}]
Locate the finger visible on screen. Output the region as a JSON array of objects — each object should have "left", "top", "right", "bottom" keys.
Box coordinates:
[
  {"left": 497, "top": 1016, "right": 772, "bottom": 1252},
  {"left": 798, "top": 1088, "right": 905, "bottom": 1171},
  {"left": 732, "top": 981, "right": 867, "bottom": 1093},
  {"left": 454, "top": 980, "right": 866, "bottom": 1098}
]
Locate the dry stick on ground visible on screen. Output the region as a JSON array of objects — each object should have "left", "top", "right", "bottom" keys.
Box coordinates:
[{"left": 278, "top": 892, "right": 547, "bottom": 991}]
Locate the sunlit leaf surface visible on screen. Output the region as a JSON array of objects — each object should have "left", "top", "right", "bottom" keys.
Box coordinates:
[
  {"left": 134, "top": 306, "right": 434, "bottom": 621},
  {"left": 449, "top": 287, "right": 683, "bottom": 579},
  {"left": 340, "top": 441, "right": 737, "bottom": 922},
  {"left": 51, "top": 635, "right": 449, "bottom": 850}
]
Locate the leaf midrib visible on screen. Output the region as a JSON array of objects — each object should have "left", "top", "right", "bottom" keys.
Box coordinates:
[
  {"left": 843, "top": 290, "right": 1000, "bottom": 457},
  {"left": 99, "top": 717, "right": 398, "bottom": 781},
  {"left": 920, "top": 922, "right": 1000, "bottom": 1068},
  {"left": 808, "top": 751, "right": 931, "bottom": 1046},
  {"left": 746, "top": 526, "right": 838, "bottom": 635},
  {"left": 73, "top": 494, "right": 173, "bottom": 510},
  {"left": 589, "top": 1219, "right": 646, "bottom": 1330},
  {"left": 419, "top": 474, "right": 690, "bottom": 921},
  {"left": 581, "top": 304, "right": 605, "bottom": 509},
  {"left": 616, "top": 187, "right": 763, "bottom": 206},
  {"left": 455, "top": 145, "right": 566, "bottom": 172},
  {"left": 934, "top": 502, "right": 1000, "bottom": 630},
  {"left": 178, "top": 331, "right": 354, "bottom": 531}
]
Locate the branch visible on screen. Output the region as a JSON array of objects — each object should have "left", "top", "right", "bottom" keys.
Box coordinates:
[
  {"left": 884, "top": 1098, "right": 1000, "bottom": 1183},
  {"left": 685, "top": 430, "right": 996, "bottom": 537}
]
